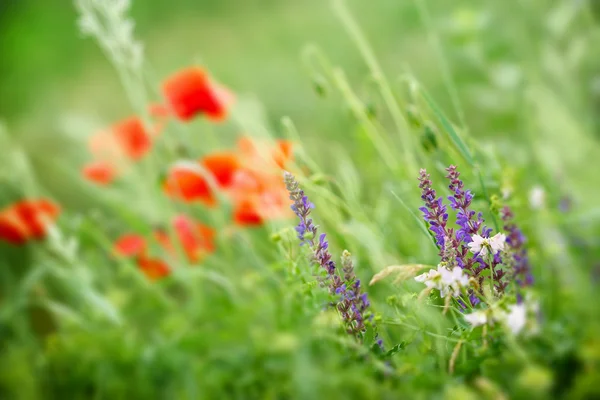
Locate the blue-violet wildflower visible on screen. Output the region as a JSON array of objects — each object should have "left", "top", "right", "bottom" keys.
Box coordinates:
[{"left": 284, "top": 171, "right": 375, "bottom": 339}]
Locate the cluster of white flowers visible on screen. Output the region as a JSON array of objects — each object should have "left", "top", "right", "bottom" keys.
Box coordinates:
[
  {"left": 463, "top": 300, "right": 539, "bottom": 335},
  {"left": 467, "top": 232, "right": 506, "bottom": 257},
  {"left": 414, "top": 265, "right": 470, "bottom": 298}
]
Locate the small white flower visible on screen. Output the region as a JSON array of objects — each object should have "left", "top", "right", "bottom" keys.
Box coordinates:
[
  {"left": 415, "top": 268, "right": 442, "bottom": 292},
  {"left": 489, "top": 233, "right": 506, "bottom": 253},
  {"left": 467, "top": 233, "right": 506, "bottom": 257},
  {"left": 415, "top": 265, "right": 470, "bottom": 298},
  {"left": 529, "top": 186, "right": 546, "bottom": 209},
  {"left": 439, "top": 267, "right": 470, "bottom": 297},
  {"left": 502, "top": 303, "right": 527, "bottom": 335},
  {"left": 464, "top": 310, "right": 489, "bottom": 327}
]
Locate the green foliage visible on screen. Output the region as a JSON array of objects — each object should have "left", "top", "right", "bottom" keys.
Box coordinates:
[{"left": 2, "top": 0, "right": 600, "bottom": 398}]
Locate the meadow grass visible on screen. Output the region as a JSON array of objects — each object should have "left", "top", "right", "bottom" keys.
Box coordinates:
[{"left": 1, "top": 0, "right": 600, "bottom": 398}]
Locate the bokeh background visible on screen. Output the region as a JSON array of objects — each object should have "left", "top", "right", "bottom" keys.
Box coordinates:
[
  {"left": 2, "top": 0, "right": 600, "bottom": 397},
  {"left": 5, "top": 0, "right": 599, "bottom": 209}
]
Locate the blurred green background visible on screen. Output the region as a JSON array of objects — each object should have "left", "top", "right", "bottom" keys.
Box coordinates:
[
  {"left": 2, "top": 1, "right": 600, "bottom": 398},
  {"left": 6, "top": 0, "right": 587, "bottom": 205},
  {"left": 2, "top": 0, "right": 600, "bottom": 233}
]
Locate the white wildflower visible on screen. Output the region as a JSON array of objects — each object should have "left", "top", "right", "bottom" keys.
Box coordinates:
[
  {"left": 415, "top": 268, "right": 443, "bottom": 292},
  {"left": 467, "top": 233, "right": 506, "bottom": 257},
  {"left": 502, "top": 303, "right": 527, "bottom": 335},
  {"left": 415, "top": 265, "right": 470, "bottom": 298},
  {"left": 439, "top": 267, "right": 470, "bottom": 298},
  {"left": 529, "top": 186, "right": 546, "bottom": 209},
  {"left": 463, "top": 310, "right": 489, "bottom": 327}
]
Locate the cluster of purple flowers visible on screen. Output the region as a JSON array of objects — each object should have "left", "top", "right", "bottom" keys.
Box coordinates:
[
  {"left": 501, "top": 206, "right": 533, "bottom": 290},
  {"left": 419, "top": 166, "right": 531, "bottom": 303},
  {"left": 284, "top": 171, "right": 375, "bottom": 340}
]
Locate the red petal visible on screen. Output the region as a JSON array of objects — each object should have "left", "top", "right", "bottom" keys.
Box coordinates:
[
  {"left": 163, "top": 164, "right": 216, "bottom": 206},
  {"left": 0, "top": 210, "right": 29, "bottom": 245},
  {"left": 233, "top": 198, "right": 263, "bottom": 226},
  {"left": 112, "top": 117, "right": 152, "bottom": 160},
  {"left": 201, "top": 151, "right": 240, "bottom": 187},
  {"left": 82, "top": 161, "right": 118, "bottom": 185},
  {"left": 113, "top": 234, "right": 147, "bottom": 257},
  {"left": 137, "top": 256, "right": 171, "bottom": 280},
  {"left": 12, "top": 199, "right": 60, "bottom": 240},
  {"left": 172, "top": 214, "right": 215, "bottom": 263},
  {"left": 162, "top": 67, "right": 232, "bottom": 122}
]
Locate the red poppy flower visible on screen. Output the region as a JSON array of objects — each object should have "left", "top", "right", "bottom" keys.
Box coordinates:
[
  {"left": 89, "top": 116, "right": 152, "bottom": 162},
  {"left": 137, "top": 256, "right": 171, "bottom": 280},
  {"left": 12, "top": 200, "right": 60, "bottom": 239},
  {"left": 201, "top": 151, "right": 240, "bottom": 187},
  {"left": 82, "top": 161, "right": 119, "bottom": 185},
  {"left": 163, "top": 163, "right": 216, "bottom": 206},
  {"left": 0, "top": 210, "right": 29, "bottom": 245},
  {"left": 162, "top": 67, "right": 234, "bottom": 122},
  {"left": 0, "top": 199, "right": 60, "bottom": 244},
  {"left": 155, "top": 214, "right": 216, "bottom": 263},
  {"left": 113, "top": 234, "right": 147, "bottom": 258},
  {"left": 233, "top": 197, "right": 264, "bottom": 226}
]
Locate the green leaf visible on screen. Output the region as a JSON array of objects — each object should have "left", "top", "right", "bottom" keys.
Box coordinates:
[
  {"left": 420, "top": 89, "right": 474, "bottom": 165},
  {"left": 385, "top": 341, "right": 408, "bottom": 357}
]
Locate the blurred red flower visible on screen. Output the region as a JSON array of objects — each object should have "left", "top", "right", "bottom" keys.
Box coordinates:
[
  {"left": 83, "top": 116, "right": 158, "bottom": 186},
  {"left": 113, "top": 234, "right": 147, "bottom": 258},
  {"left": 81, "top": 161, "right": 118, "bottom": 186},
  {"left": 89, "top": 116, "right": 152, "bottom": 161},
  {"left": 155, "top": 214, "right": 216, "bottom": 263},
  {"left": 137, "top": 256, "right": 171, "bottom": 281},
  {"left": 162, "top": 67, "right": 234, "bottom": 122},
  {"left": 228, "top": 137, "right": 294, "bottom": 226},
  {"left": 163, "top": 162, "right": 216, "bottom": 206},
  {"left": 201, "top": 151, "right": 240, "bottom": 187},
  {"left": 0, "top": 199, "right": 60, "bottom": 245},
  {"left": 112, "top": 215, "right": 215, "bottom": 280}
]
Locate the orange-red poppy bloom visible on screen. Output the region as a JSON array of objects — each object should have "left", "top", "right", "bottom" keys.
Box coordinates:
[
  {"left": 232, "top": 197, "right": 264, "bottom": 226},
  {"left": 163, "top": 163, "right": 216, "bottom": 206},
  {"left": 137, "top": 256, "right": 171, "bottom": 281},
  {"left": 0, "top": 199, "right": 60, "bottom": 245},
  {"left": 224, "top": 137, "right": 295, "bottom": 226},
  {"left": 162, "top": 67, "right": 234, "bottom": 122},
  {"left": 201, "top": 151, "right": 240, "bottom": 187},
  {"left": 82, "top": 161, "right": 118, "bottom": 186},
  {"left": 89, "top": 116, "right": 153, "bottom": 161},
  {"left": 154, "top": 214, "right": 216, "bottom": 263},
  {"left": 113, "top": 234, "right": 147, "bottom": 258},
  {"left": 0, "top": 210, "right": 29, "bottom": 245}
]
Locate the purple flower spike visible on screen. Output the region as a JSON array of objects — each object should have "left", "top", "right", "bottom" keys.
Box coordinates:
[
  {"left": 446, "top": 165, "right": 486, "bottom": 244},
  {"left": 284, "top": 171, "right": 378, "bottom": 342},
  {"left": 419, "top": 169, "right": 451, "bottom": 250},
  {"left": 501, "top": 206, "right": 534, "bottom": 294}
]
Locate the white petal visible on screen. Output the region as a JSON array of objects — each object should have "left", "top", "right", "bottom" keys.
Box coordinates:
[
  {"left": 505, "top": 304, "right": 527, "bottom": 334},
  {"left": 489, "top": 233, "right": 507, "bottom": 254},
  {"left": 468, "top": 234, "right": 485, "bottom": 254},
  {"left": 464, "top": 311, "right": 488, "bottom": 327}
]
